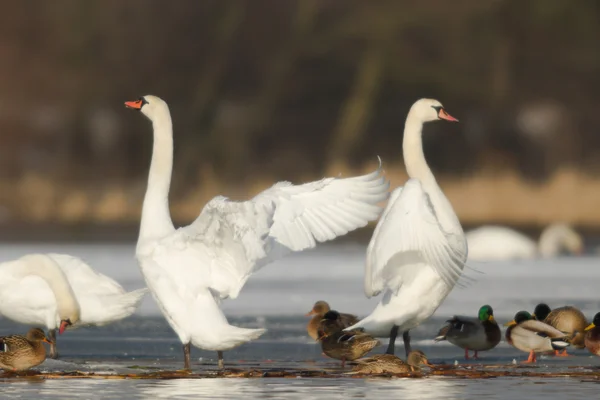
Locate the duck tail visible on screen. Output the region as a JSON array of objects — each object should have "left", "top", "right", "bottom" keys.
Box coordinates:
[
  {"left": 434, "top": 323, "right": 451, "bottom": 342},
  {"left": 550, "top": 338, "right": 570, "bottom": 350}
]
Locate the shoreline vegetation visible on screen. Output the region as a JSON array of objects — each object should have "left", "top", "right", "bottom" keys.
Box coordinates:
[{"left": 1, "top": 161, "right": 597, "bottom": 242}]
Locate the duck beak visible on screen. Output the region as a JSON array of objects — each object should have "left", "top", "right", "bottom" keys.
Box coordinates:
[
  {"left": 503, "top": 320, "right": 517, "bottom": 327},
  {"left": 124, "top": 99, "right": 144, "bottom": 110},
  {"left": 488, "top": 315, "right": 495, "bottom": 323},
  {"left": 42, "top": 337, "right": 53, "bottom": 345},
  {"left": 531, "top": 314, "right": 537, "bottom": 319},
  {"left": 585, "top": 323, "right": 596, "bottom": 331},
  {"left": 438, "top": 108, "right": 459, "bottom": 122}
]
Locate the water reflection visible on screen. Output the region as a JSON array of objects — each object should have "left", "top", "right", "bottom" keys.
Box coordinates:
[{"left": 137, "top": 376, "right": 465, "bottom": 400}]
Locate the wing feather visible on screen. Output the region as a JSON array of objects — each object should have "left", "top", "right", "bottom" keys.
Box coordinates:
[
  {"left": 178, "top": 163, "right": 389, "bottom": 299},
  {"left": 365, "top": 179, "right": 466, "bottom": 298}
]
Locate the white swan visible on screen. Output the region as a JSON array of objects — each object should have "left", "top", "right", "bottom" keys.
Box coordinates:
[
  {"left": 0, "top": 253, "right": 147, "bottom": 358},
  {"left": 346, "top": 98, "right": 467, "bottom": 357},
  {"left": 466, "top": 223, "right": 583, "bottom": 261},
  {"left": 125, "top": 95, "right": 389, "bottom": 369}
]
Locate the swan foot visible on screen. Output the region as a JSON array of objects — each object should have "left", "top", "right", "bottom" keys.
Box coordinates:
[
  {"left": 49, "top": 330, "right": 58, "bottom": 359},
  {"left": 385, "top": 326, "right": 399, "bottom": 355},
  {"left": 217, "top": 351, "right": 224, "bottom": 369},
  {"left": 183, "top": 343, "right": 191, "bottom": 370},
  {"left": 402, "top": 330, "right": 412, "bottom": 357}
]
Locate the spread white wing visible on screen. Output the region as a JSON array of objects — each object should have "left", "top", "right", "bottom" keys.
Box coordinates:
[
  {"left": 177, "top": 164, "right": 389, "bottom": 299},
  {"left": 364, "top": 178, "right": 467, "bottom": 298}
]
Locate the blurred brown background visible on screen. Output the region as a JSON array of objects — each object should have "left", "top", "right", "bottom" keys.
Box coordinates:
[{"left": 0, "top": 0, "right": 599, "bottom": 239}]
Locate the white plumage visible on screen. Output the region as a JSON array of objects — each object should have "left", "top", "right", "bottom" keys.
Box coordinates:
[
  {"left": 347, "top": 99, "right": 468, "bottom": 355},
  {"left": 127, "top": 95, "right": 390, "bottom": 368}
]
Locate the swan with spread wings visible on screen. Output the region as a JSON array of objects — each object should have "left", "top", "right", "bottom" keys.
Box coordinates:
[{"left": 125, "top": 95, "right": 390, "bottom": 369}]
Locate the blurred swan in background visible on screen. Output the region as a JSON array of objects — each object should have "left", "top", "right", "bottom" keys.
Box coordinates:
[{"left": 466, "top": 223, "right": 583, "bottom": 261}]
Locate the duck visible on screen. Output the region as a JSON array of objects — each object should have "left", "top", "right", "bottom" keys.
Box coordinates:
[
  {"left": 306, "top": 301, "right": 358, "bottom": 341},
  {"left": 345, "top": 98, "right": 468, "bottom": 357},
  {"left": 434, "top": 304, "right": 501, "bottom": 360},
  {"left": 351, "top": 350, "right": 432, "bottom": 374},
  {"left": 532, "top": 303, "right": 588, "bottom": 355},
  {"left": 466, "top": 223, "right": 583, "bottom": 261},
  {"left": 318, "top": 311, "right": 380, "bottom": 367},
  {"left": 125, "top": 95, "right": 389, "bottom": 369},
  {"left": 584, "top": 312, "right": 600, "bottom": 356},
  {"left": 0, "top": 253, "right": 147, "bottom": 359},
  {"left": 0, "top": 328, "right": 52, "bottom": 371},
  {"left": 504, "top": 311, "right": 571, "bottom": 363}
]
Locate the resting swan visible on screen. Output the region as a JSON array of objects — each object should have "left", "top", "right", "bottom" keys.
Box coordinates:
[
  {"left": 466, "top": 223, "right": 583, "bottom": 261},
  {"left": 125, "top": 95, "right": 390, "bottom": 370},
  {"left": 0, "top": 253, "right": 148, "bottom": 358},
  {"left": 346, "top": 98, "right": 468, "bottom": 357}
]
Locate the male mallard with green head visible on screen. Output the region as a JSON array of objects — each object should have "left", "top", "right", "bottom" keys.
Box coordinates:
[
  {"left": 318, "top": 310, "right": 379, "bottom": 368},
  {"left": 306, "top": 301, "right": 358, "bottom": 341},
  {"left": 532, "top": 303, "right": 588, "bottom": 356},
  {"left": 352, "top": 350, "right": 433, "bottom": 374},
  {"left": 0, "top": 328, "right": 52, "bottom": 372},
  {"left": 434, "top": 304, "right": 501, "bottom": 360},
  {"left": 504, "top": 311, "right": 570, "bottom": 363}
]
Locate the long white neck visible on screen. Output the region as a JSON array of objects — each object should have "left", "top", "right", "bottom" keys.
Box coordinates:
[
  {"left": 138, "top": 106, "right": 176, "bottom": 244},
  {"left": 402, "top": 112, "right": 461, "bottom": 233},
  {"left": 403, "top": 113, "right": 436, "bottom": 185},
  {"left": 11, "top": 254, "right": 80, "bottom": 321}
]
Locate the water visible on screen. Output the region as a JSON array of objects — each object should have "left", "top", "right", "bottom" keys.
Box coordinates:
[{"left": 1, "top": 242, "right": 600, "bottom": 398}]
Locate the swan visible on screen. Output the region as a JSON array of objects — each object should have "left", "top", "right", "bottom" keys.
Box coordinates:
[
  {"left": 345, "top": 98, "right": 468, "bottom": 357},
  {"left": 0, "top": 253, "right": 148, "bottom": 358},
  {"left": 125, "top": 95, "right": 390, "bottom": 370},
  {"left": 466, "top": 223, "right": 583, "bottom": 261}
]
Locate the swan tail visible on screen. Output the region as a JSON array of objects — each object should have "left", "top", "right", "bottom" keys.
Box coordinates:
[
  {"left": 192, "top": 325, "right": 267, "bottom": 351},
  {"left": 94, "top": 288, "right": 149, "bottom": 324}
]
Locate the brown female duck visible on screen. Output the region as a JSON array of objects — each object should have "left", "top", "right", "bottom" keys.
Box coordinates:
[
  {"left": 0, "top": 328, "right": 52, "bottom": 371},
  {"left": 533, "top": 303, "right": 588, "bottom": 356},
  {"left": 306, "top": 300, "right": 358, "bottom": 340},
  {"left": 318, "top": 310, "right": 379, "bottom": 367},
  {"left": 352, "top": 350, "right": 432, "bottom": 374},
  {"left": 584, "top": 312, "right": 600, "bottom": 356}
]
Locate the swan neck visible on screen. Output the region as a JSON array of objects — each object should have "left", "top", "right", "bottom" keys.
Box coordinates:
[
  {"left": 403, "top": 114, "right": 435, "bottom": 183},
  {"left": 14, "top": 255, "right": 80, "bottom": 322},
  {"left": 139, "top": 110, "right": 176, "bottom": 243}
]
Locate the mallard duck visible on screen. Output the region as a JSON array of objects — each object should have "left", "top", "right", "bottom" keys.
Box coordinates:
[
  {"left": 532, "top": 303, "right": 588, "bottom": 355},
  {"left": 434, "top": 304, "right": 501, "bottom": 360},
  {"left": 504, "top": 311, "right": 570, "bottom": 363},
  {"left": 318, "top": 311, "right": 380, "bottom": 367},
  {"left": 306, "top": 301, "right": 358, "bottom": 341},
  {"left": 0, "top": 328, "right": 52, "bottom": 371},
  {"left": 352, "top": 350, "right": 432, "bottom": 374},
  {"left": 584, "top": 312, "right": 600, "bottom": 356}
]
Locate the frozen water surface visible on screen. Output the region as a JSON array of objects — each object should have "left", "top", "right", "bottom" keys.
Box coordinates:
[{"left": 1, "top": 242, "right": 599, "bottom": 398}]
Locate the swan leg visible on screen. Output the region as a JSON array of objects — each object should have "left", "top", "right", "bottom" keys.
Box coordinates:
[
  {"left": 183, "top": 343, "right": 191, "bottom": 370},
  {"left": 402, "top": 330, "right": 412, "bottom": 357},
  {"left": 217, "top": 351, "right": 224, "bottom": 369},
  {"left": 386, "top": 326, "right": 399, "bottom": 355},
  {"left": 49, "top": 329, "right": 58, "bottom": 359},
  {"left": 554, "top": 349, "right": 569, "bottom": 357},
  {"left": 464, "top": 348, "right": 470, "bottom": 360},
  {"left": 522, "top": 351, "right": 536, "bottom": 363}
]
